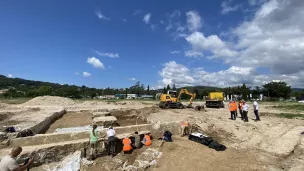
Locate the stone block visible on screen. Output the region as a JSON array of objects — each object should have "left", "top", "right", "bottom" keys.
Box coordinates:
[
  {"left": 93, "top": 116, "right": 117, "bottom": 127},
  {"left": 92, "top": 112, "right": 111, "bottom": 118}
]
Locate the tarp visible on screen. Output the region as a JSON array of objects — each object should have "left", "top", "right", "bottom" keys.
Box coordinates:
[
  {"left": 54, "top": 126, "right": 104, "bottom": 133},
  {"left": 52, "top": 151, "right": 81, "bottom": 171}
]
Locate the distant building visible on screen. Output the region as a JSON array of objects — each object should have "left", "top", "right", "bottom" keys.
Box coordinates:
[
  {"left": 140, "top": 95, "right": 154, "bottom": 99},
  {"left": 126, "top": 94, "right": 139, "bottom": 99}
]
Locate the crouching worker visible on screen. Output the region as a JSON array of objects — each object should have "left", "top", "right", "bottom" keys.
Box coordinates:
[
  {"left": 123, "top": 136, "right": 133, "bottom": 154},
  {"left": 180, "top": 121, "right": 189, "bottom": 137},
  {"left": 0, "top": 146, "right": 34, "bottom": 171},
  {"left": 162, "top": 131, "right": 173, "bottom": 142},
  {"left": 142, "top": 133, "right": 152, "bottom": 146},
  {"left": 89, "top": 125, "right": 99, "bottom": 160}
]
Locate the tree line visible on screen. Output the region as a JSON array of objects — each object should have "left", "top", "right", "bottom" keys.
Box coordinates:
[{"left": 0, "top": 74, "right": 303, "bottom": 100}]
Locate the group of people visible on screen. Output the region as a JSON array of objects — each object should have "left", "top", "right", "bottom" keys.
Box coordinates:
[
  {"left": 122, "top": 132, "right": 152, "bottom": 154},
  {"left": 89, "top": 125, "right": 153, "bottom": 159},
  {"left": 229, "top": 100, "right": 260, "bottom": 122}
]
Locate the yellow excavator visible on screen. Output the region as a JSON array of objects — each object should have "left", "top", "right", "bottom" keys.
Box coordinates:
[{"left": 159, "top": 89, "right": 203, "bottom": 110}]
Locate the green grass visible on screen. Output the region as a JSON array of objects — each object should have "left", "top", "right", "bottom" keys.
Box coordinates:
[
  {"left": 0, "top": 97, "right": 32, "bottom": 104},
  {"left": 277, "top": 113, "right": 304, "bottom": 119},
  {"left": 272, "top": 104, "right": 304, "bottom": 111}
]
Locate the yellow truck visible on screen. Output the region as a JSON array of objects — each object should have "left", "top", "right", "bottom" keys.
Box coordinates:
[{"left": 205, "top": 92, "right": 225, "bottom": 108}]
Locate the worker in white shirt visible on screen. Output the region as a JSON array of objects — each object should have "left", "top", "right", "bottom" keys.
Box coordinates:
[
  {"left": 106, "top": 126, "right": 116, "bottom": 156},
  {"left": 253, "top": 101, "right": 260, "bottom": 121},
  {"left": 0, "top": 146, "right": 33, "bottom": 171},
  {"left": 242, "top": 101, "right": 249, "bottom": 122}
]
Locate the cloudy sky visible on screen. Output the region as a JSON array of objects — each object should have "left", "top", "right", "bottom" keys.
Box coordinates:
[{"left": 0, "top": 0, "right": 303, "bottom": 88}]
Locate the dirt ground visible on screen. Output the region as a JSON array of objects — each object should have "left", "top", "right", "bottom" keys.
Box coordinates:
[
  {"left": 152, "top": 136, "right": 279, "bottom": 171},
  {"left": 45, "top": 112, "right": 92, "bottom": 133}
]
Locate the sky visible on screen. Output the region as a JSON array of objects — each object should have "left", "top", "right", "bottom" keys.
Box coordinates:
[{"left": 0, "top": 0, "right": 304, "bottom": 89}]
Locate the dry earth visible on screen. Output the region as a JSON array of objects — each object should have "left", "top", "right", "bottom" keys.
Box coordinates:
[{"left": 0, "top": 96, "right": 304, "bottom": 171}]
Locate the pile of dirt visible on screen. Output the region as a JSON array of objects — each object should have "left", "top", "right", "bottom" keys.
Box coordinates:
[
  {"left": 22, "top": 96, "right": 76, "bottom": 106},
  {"left": 0, "top": 103, "right": 8, "bottom": 108}
]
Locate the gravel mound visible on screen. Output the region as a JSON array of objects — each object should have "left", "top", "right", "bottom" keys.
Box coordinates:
[{"left": 23, "top": 96, "right": 76, "bottom": 106}]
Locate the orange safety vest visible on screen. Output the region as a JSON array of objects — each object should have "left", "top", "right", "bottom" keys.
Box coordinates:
[
  {"left": 238, "top": 102, "right": 243, "bottom": 110},
  {"left": 144, "top": 135, "right": 152, "bottom": 146},
  {"left": 180, "top": 121, "right": 189, "bottom": 127},
  {"left": 229, "top": 102, "right": 237, "bottom": 111},
  {"left": 123, "top": 138, "right": 132, "bottom": 151}
]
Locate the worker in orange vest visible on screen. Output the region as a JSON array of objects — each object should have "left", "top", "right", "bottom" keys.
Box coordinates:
[
  {"left": 142, "top": 133, "right": 152, "bottom": 146},
  {"left": 122, "top": 136, "right": 133, "bottom": 154},
  {"left": 180, "top": 121, "right": 189, "bottom": 137},
  {"left": 238, "top": 100, "right": 243, "bottom": 120},
  {"left": 229, "top": 100, "right": 237, "bottom": 120}
]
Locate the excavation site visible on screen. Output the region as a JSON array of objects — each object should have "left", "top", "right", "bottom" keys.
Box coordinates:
[{"left": 0, "top": 96, "right": 303, "bottom": 171}]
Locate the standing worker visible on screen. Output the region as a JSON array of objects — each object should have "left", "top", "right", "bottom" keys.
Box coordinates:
[
  {"left": 253, "top": 101, "right": 261, "bottom": 121},
  {"left": 180, "top": 121, "right": 189, "bottom": 137},
  {"left": 89, "top": 125, "right": 99, "bottom": 160},
  {"left": 142, "top": 133, "right": 152, "bottom": 146},
  {"left": 242, "top": 101, "right": 249, "bottom": 122},
  {"left": 238, "top": 100, "right": 243, "bottom": 120},
  {"left": 229, "top": 100, "right": 237, "bottom": 120},
  {"left": 107, "top": 126, "right": 116, "bottom": 156},
  {"left": 122, "top": 136, "right": 133, "bottom": 154}
]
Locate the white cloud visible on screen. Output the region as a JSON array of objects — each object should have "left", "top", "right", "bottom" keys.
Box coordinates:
[
  {"left": 164, "top": 0, "right": 304, "bottom": 88},
  {"left": 160, "top": 20, "right": 164, "bottom": 24},
  {"left": 150, "top": 24, "right": 157, "bottom": 31},
  {"left": 83, "top": 72, "right": 91, "bottom": 77},
  {"left": 75, "top": 72, "right": 79, "bottom": 75},
  {"left": 221, "top": 0, "right": 241, "bottom": 14},
  {"left": 133, "top": 9, "right": 142, "bottom": 16},
  {"left": 185, "top": 31, "right": 238, "bottom": 58},
  {"left": 128, "top": 78, "right": 137, "bottom": 81},
  {"left": 143, "top": 13, "right": 151, "bottom": 24},
  {"left": 156, "top": 61, "right": 304, "bottom": 88},
  {"left": 7, "top": 74, "right": 13, "bottom": 78},
  {"left": 170, "top": 51, "right": 180, "bottom": 54},
  {"left": 184, "top": 50, "right": 204, "bottom": 58},
  {"left": 122, "top": 18, "right": 127, "bottom": 22},
  {"left": 95, "top": 11, "right": 110, "bottom": 20},
  {"left": 248, "top": 0, "right": 268, "bottom": 6},
  {"left": 94, "top": 50, "right": 119, "bottom": 58},
  {"left": 87, "top": 57, "right": 105, "bottom": 69},
  {"left": 186, "top": 11, "right": 202, "bottom": 32}
]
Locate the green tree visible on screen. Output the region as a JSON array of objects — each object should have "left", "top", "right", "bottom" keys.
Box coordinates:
[
  {"left": 241, "top": 83, "right": 250, "bottom": 100},
  {"left": 163, "top": 87, "right": 167, "bottom": 94},
  {"left": 167, "top": 84, "right": 171, "bottom": 90},
  {"left": 38, "top": 86, "right": 53, "bottom": 96},
  {"left": 173, "top": 84, "right": 176, "bottom": 90},
  {"left": 147, "top": 85, "right": 150, "bottom": 95},
  {"left": 26, "top": 90, "right": 39, "bottom": 97},
  {"left": 263, "top": 82, "right": 292, "bottom": 99}
]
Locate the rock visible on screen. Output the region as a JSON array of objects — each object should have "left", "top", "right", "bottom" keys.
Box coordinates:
[{"left": 93, "top": 116, "right": 117, "bottom": 127}]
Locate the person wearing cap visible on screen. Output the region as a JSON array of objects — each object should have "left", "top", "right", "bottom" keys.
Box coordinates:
[
  {"left": 107, "top": 126, "right": 116, "bottom": 156},
  {"left": 0, "top": 146, "right": 34, "bottom": 171},
  {"left": 242, "top": 101, "right": 250, "bottom": 122},
  {"left": 122, "top": 136, "right": 133, "bottom": 154},
  {"left": 253, "top": 101, "right": 260, "bottom": 121}
]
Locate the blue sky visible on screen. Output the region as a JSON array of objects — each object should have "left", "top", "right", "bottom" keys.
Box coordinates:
[{"left": 1, "top": 0, "right": 304, "bottom": 88}]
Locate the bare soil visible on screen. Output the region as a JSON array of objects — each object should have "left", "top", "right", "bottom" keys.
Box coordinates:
[
  {"left": 151, "top": 136, "right": 280, "bottom": 171},
  {"left": 116, "top": 119, "right": 147, "bottom": 127},
  {"left": 45, "top": 112, "right": 92, "bottom": 133}
]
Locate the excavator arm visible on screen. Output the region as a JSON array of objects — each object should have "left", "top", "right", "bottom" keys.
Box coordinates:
[{"left": 177, "top": 89, "right": 196, "bottom": 105}]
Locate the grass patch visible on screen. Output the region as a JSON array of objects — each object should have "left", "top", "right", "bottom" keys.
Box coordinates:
[
  {"left": 0, "top": 97, "right": 32, "bottom": 104},
  {"left": 277, "top": 113, "right": 304, "bottom": 119},
  {"left": 272, "top": 104, "right": 304, "bottom": 111}
]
